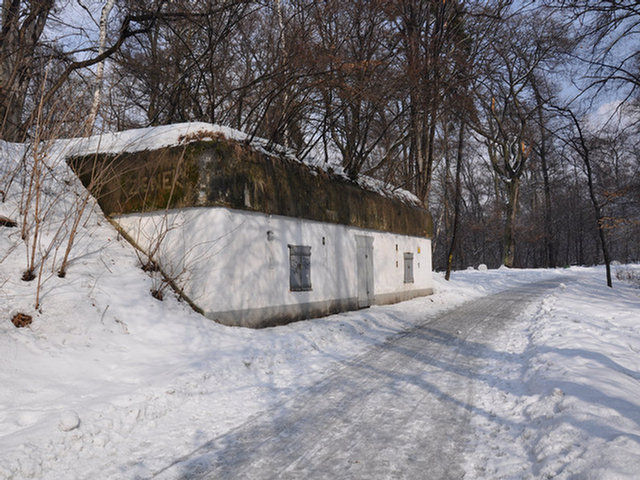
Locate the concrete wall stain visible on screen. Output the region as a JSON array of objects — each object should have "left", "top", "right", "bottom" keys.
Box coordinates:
[{"left": 68, "top": 138, "right": 433, "bottom": 238}]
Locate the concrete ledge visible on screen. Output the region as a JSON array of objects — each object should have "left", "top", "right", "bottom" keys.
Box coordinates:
[
  {"left": 207, "top": 297, "right": 359, "bottom": 328},
  {"left": 373, "top": 288, "right": 433, "bottom": 306},
  {"left": 205, "top": 288, "right": 433, "bottom": 328}
]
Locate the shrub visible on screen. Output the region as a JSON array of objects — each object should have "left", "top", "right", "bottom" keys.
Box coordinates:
[{"left": 615, "top": 267, "right": 640, "bottom": 288}]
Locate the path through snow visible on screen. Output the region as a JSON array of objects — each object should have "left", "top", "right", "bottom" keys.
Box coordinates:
[{"left": 155, "top": 277, "right": 567, "bottom": 479}]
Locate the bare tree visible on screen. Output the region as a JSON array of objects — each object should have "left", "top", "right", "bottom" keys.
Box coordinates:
[
  {"left": 551, "top": 0, "right": 640, "bottom": 104},
  {"left": 555, "top": 105, "right": 613, "bottom": 286},
  {"left": 388, "top": 0, "right": 467, "bottom": 207},
  {"left": 85, "top": 0, "right": 117, "bottom": 135},
  {"left": 0, "top": 0, "right": 54, "bottom": 141}
]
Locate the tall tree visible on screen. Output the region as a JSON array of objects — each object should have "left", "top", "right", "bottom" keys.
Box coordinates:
[
  {"left": 557, "top": 106, "right": 613, "bottom": 286},
  {"left": 389, "top": 0, "right": 466, "bottom": 207},
  {"left": 0, "top": 0, "right": 54, "bottom": 141}
]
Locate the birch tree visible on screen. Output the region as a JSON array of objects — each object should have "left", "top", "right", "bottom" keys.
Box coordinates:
[{"left": 85, "top": 0, "right": 117, "bottom": 135}]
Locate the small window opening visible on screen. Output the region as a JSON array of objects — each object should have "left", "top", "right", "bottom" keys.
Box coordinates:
[
  {"left": 322, "top": 236, "right": 326, "bottom": 245},
  {"left": 289, "top": 245, "right": 312, "bottom": 291},
  {"left": 404, "top": 252, "right": 414, "bottom": 283}
]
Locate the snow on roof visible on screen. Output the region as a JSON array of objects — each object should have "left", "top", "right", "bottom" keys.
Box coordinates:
[
  {"left": 65, "top": 122, "right": 246, "bottom": 157},
  {"left": 65, "top": 122, "right": 423, "bottom": 208}
]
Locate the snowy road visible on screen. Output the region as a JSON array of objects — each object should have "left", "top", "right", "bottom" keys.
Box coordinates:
[{"left": 157, "top": 277, "right": 566, "bottom": 480}]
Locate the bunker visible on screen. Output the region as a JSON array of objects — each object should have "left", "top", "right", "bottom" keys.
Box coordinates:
[{"left": 68, "top": 123, "right": 434, "bottom": 327}]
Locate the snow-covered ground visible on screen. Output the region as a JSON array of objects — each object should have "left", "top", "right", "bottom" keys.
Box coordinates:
[
  {"left": 464, "top": 265, "right": 640, "bottom": 479},
  {"left": 1, "top": 134, "right": 640, "bottom": 479}
]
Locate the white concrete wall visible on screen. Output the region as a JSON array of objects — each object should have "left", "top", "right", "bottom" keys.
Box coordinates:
[{"left": 116, "top": 206, "right": 432, "bottom": 318}]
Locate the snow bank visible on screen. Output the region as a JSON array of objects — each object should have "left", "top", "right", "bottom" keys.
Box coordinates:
[
  {"left": 0, "top": 140, "right": 557, "bottom": 479},
  {"left": 463, "top": 265, "right": 640, "bottom": 479}
]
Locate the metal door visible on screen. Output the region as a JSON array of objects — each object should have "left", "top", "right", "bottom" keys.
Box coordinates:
[
  {"left": 403, "top": 252, "right": 414, "bottom": 283},
  {"left": 355, "top": 235, "right": 374, "bottom": 308}
]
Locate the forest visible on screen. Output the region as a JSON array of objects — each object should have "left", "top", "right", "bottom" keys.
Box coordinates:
[{"left": 1, "top": 0, "right": 639, "bottom": 279}]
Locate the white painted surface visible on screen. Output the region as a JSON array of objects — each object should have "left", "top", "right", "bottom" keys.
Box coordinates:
[{"left": 115, "top": 207, "right": 433, "bottom": 315}]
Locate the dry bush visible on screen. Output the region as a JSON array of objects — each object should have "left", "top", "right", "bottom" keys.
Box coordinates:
[
  {"left": 615, "top": 267, "right": 640, "bottom": 288},
  {"left": 11, "top": 312, "right": 33, "bottom": 328},
  {"left": 6, "top": 80, "right": 113, "bottom": 310}
]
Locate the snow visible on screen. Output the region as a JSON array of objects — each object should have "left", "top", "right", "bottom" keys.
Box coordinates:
[
  {"left": 65, "top": 122, "right": 248, "bottom": 157},
  {"left": 2, "top": 134, "right": 640, "bottom": 478},
  {"left": 58, "top": 411, "right": 80, "bottom": 432},
  {"left": 463, "top": 265, "right": 640, "bottom": 479}
]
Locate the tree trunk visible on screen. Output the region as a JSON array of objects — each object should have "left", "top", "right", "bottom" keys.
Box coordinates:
[
  {"left": 566, "top": 107, "right": 612, "bottom": 287},
  {"left": 421, "top": 112, "right": 437, "bottom": 208},
  {"left": 0, "top": 0, "right": 54, "bottom": 141},
  {"left": 532, "top": 81, "right": 555, "bottom": 267},
  {"left": 503, "top": 177, "right": 520, "bottom": 267},
  {"left": 540, "top": 140, "right": 555, "bottom": 267},
  {"left": 584, "top": 151, "right": 612, "bottom": 287},
  {"left": 86, "top": 0, "right": 117, "bottom": 135},
  {"left": 445, "top": 121, "right": 465, "bottom": 280}
]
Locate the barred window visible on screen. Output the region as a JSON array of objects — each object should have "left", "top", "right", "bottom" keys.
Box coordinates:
[{"left": 289, "top": 245, "right": 312, "bottom": 291}]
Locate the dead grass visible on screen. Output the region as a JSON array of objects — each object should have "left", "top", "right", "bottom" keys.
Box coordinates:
[{"left": 11, "top": 313, "right": 32, "bottom": 328}]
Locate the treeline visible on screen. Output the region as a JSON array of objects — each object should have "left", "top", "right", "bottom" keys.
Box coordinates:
[{"left": 1, "top": 0, "right": 638, "bottom": 279}]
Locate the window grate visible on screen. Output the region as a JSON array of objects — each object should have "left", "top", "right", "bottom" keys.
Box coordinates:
[{"left": 289, "top": 245, "right": 312, "bottom": 291}]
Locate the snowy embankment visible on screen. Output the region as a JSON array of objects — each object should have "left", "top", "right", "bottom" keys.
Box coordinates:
[
  {"left": 464, "top": 265, "right": 640, "bottom": 479},
  {"left": 1, "top": 132, "right": 640, "bottom": 478}
]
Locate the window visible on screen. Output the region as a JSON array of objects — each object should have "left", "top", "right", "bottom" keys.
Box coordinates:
[
  {"left": 404, "top": 252, "right": 414, "bottom": 283},
  {"left": 289, "top": 245, "right": 312, "bottom": 291}
]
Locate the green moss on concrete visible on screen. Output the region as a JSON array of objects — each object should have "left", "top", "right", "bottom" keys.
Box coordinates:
[{"left": 68, "top": 138, "right": 433, "bottom": 238}]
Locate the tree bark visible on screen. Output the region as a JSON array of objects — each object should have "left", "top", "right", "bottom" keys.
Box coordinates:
[
  {"left": 584, "top": 148, "right": 612, "bottom": 287},
  {"left": 86, "top": 0, "right": 117, "bottom": 135},
  {"left": 0, "top": 0, "right": 54, "bottom": 141},
  {"left": 565, "top": 108, "right": 613, "bottom": 287},
  {"left": 532, "top": 80, "right": 555, "bottom": 267},
  {"left": 445, "top": 121, "right": 465, "bottom": 280},
  {"left": 503, "top": 176, "right": 520, "bottom": 267}
]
